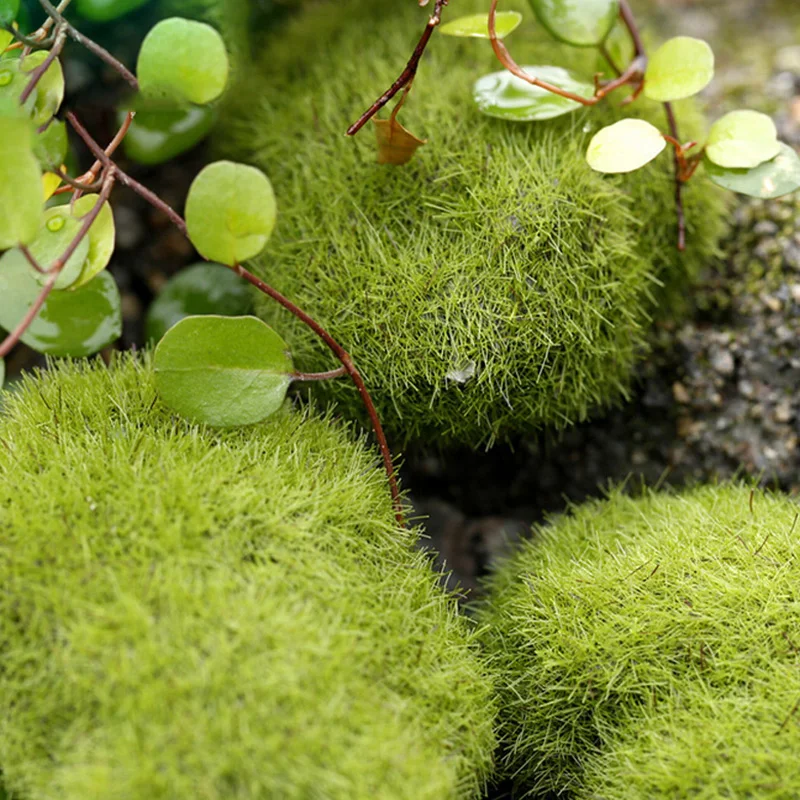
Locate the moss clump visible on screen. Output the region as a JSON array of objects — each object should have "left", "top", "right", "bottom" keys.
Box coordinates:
[
  {"left": 218, "top": 0, "right": 726, "bottom": 445},
  {"left": 0, "top": 356, "right": 496, "bottom": 800},
  {"left": 478, "top": 484, "right": 800, "bottom": 797}
]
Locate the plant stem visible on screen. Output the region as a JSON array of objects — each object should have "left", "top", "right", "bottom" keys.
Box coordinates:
[
  {"left": 292, "top": 367, "right": 348, "bottom": 382},
  {"left": 664, "top": 102, "right": 687, "bottom": 251},
  {"left": 38, "top": 0, "right": 139, "bottom": 90},
  {"left": 346, "top": 0, "right": 448, "bottom": 136},
  {"left": 19, "top": 25, "right": 66, "bottom": 105},
  {"left": 66, "top": 113, "right": 405, "bottom": 525}
]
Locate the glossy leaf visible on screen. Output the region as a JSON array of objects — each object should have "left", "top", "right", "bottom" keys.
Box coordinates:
[
  {"left": 529, "top": 0, "right": 618, "bottom": 47},
  {"left": 145, "top": 262, "right": 252, "bottom": 343},
  {"left": 27, "top": 209, "right": 91, "bottom": 289},
  {"left": 154, "top": 315, "right": 293, "bottom": 427},
  {"left": 0, "top": 0, "right": 19, "bottom": 25},
  {"left": 185, "top": 161, "right": 277, "bottom": 266},
  {"left": 586, "top": 118, "right": 666, "bottom": 173},
  {"left": 71, "top": 194, "right": 116, "bottom": 287},
  {"left": 644, "top": 36, "right": 714, "bottom": 102},
  {"left": 0, "top": 256, "right": 121, "bottom": 356},
  {"left": 373, "top": 115, "right": 427, "bottom": 165},
  {"left": 0, "top": 112, "right": 42, "bottom": 248},
  {"left": 439, "top": 11, "right": 522, "bottom": 39},
  {"left": 137, "top": 18, "right": 229, "bottom": 106},
  {"left": 75, "top": 0, "right": 149, "bottom": 21},
  {"left": 32, "top": 119, "right": 67, "bottom": 171},
  {"left": 120, "top": 103, "right": 216, "bottom": 166},
  {"left": 706, "top": 110, "right": 781, "bottom": 169},
  {"left": 704, "top": 143, "right": 800, "bottom": 199},
  {"left": 473, "top": 65, "right": 594, "bottom": 121}
]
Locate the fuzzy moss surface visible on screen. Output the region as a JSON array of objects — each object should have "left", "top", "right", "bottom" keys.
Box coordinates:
[
  {"left": 478, "top": 484, "right": 800, "bottom": 797},
  {"left": 217, "top": 0, "right": 726, "bottom": 445},
  {"left": 0, "top": 356, "right": 496, "bottom": 800},
  {"left": 581, "top": 672, "right": 800, "bottom": 799}
]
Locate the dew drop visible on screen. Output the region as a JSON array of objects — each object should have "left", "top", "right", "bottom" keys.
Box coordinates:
[
  {"left": 47, "top": 215, "right": 66, "bottom": 233},
  {"left": 0, "top": 70, "right": 13, "bottom": 87}
]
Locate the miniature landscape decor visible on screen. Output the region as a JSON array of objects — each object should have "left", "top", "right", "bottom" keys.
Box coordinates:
[{"left": 0, "top": 0, "right": 799, "bottom": 798}]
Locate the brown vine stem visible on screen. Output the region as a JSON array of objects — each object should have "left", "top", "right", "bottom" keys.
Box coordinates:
[
  {"left": 346, "top": 0, "right": 448, "bottom": 136},
  {"left": 67, "top": 112, "right": 405, "bottom": 526},
  {"left": 19, "top": 25, "right": 66, "bottom": 104},
  {"left": 38, "top": 0, "right": 139, "bottom": 90},
  {"left": 0, "top": 171, "right": 116, "bottom": 359},
  {"left": 618, "top": 0, "right": 686, "bottom": 250}
]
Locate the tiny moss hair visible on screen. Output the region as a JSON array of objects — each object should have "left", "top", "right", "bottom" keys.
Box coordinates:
[
  {"left": 217, "top": 0, "right": 727, "bottom": 445},
  {"left": 478, "top": 484, "right": 800, "bottom": 797},
  {"left": 0, "top": 356, "right": 496, "bottom": 800}
]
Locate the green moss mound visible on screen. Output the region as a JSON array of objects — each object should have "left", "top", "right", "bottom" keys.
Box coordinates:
[
  {"left": 582, "top": 673, "right": 800, "bottom": 799},
  {"left": 0, "top": 357, "right": 495, "bottom": 800},
  {"left": 218, "top": 0, "right": 726, "bottom": 445},
  {"left": 478, "top": 484, "right": 800, "bottom": 797}
]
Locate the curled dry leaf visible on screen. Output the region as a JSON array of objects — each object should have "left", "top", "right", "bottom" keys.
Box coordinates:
[{"left": 373, "top": 115, "right": 427, "bottom": 165}]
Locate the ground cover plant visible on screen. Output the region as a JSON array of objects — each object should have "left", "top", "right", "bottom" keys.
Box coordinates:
[
  {"left": 0, "top": 356, "right": 497, "bottom": 799},
  {"left": 478, "top": 484, "right": 800, "bottom": 797}
]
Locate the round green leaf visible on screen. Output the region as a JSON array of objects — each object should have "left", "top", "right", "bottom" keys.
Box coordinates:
[
  {"left": 704, "top": 142, "right": 800, "bottom": 199},
  {"left": 154, "top": 315, "right": 293, "bottom": 427},
  {"left": 473, "top": 65, "right": 594, "bottom": 121},
  {"left": 119, "top": 103, "right": 216, "bottom": 166},
  {"left": 0, "top": 112, "right": 43, "bottom": 249},
  {"left": 440, "top": 11, "right": 522, "bottom": 39},
  {"left": 706, "top": 109, "right": 781, "bottom": 170},
  {"left": 0, "top": 29, "right": 13, "bottom": 52},
  {"left": 529, "top": 0, "right": 618, "bottom": 47},
  {"left": 185, "top": 161, "right": 277, "bottom": 266},
  {"left": 26, "top": 208, "right": 91, "bottom": 289},
  {"left": 644, "top": 36, "right": 714, "bottom": 102},
  {"left": 75, "top": 0, "right": 149, "bottom": 21},
  {"left": 145, "top": 262, "right": 252, "bottom": 343},
  {"left": 586, "top": 118, "right": 667, "bottom": 173},
  {"left": 0, "top": 0, "right": 20, "bottom": 26},
  {"left": 0, "top": 254, "right": 121, "bottom": 356},
  {"left": 32, "top": 118, "right": 67, "bottom": 171},
  {"left": 137, "top": 18, "right": 229, "bottom": 106},
  {"left": 70, "top": 194, "right": 116, "bottom": 288}
]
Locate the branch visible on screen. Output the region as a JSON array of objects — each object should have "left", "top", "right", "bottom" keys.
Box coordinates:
[
  {"left": 664, "top": 102, "right": 687, "bottom": 251},
  {"left": 19, "top": 25, "right": 66, "bottom": 105},
  {"left": 346, "top": 0, "right": 448, "bottom": 136},
  {"left": 38, "top": 0, "right": 139, "bottom": 90}
]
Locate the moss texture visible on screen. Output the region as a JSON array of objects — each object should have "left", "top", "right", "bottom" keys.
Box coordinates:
[
  {"left": 478, "top": 484, "right": 800, "bottom": 797},
  {"left": 218, "top": 0, "right": 727, "bottom": 446},
  {"left": 0, "top": 356, "right": 496, "bottom": 800}
]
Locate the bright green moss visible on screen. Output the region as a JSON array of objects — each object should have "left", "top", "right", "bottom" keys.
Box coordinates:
[
  {"left": 478, "top": 484, "right": 800, "bottom": 797},
  {"left": 582, "top": 674, "right": 800, "bottom": 799},
  {"left": 217, "top": 0, "right": 726, "bottom": 445},
  {"left": 0, "top": 356, "right": 496, "bottom": 800}
]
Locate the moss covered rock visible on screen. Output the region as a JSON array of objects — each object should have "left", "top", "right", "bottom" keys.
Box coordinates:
[
  {"left": 218, "top": 0, "right": 726, "bottom": 445},
  {"left": 479, "top": 484, "right": 800, "bottom": 797},
  {"left": 0, "top": 357, "right": 495, "bottom": 800}
]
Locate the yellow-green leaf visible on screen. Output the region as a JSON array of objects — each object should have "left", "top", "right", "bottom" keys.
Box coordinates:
[
  {"left": 586, "top": 119, "right": 666, "bottom": 174},
  {"left": 706, "top": 110, "right": 781, "bottom": 169},
  {"left": 644, "top": 36, "right": 714, "bottom": 102},
  {"left": 439, "top": 11, "right": 522, "bottom": 39}
]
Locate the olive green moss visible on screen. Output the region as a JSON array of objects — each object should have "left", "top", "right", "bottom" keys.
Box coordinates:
[
  {"left": 0, "top": 356, "right": 496, "bottom": 799},
  {"left": 217, "top": 0, "right": 727, "bottom": 445},
  {"left": 478, "top": 484, "right": 800, "bottom": 797},
  {"left": 581, "top": 672, "right": 800, "bottom": 799}
]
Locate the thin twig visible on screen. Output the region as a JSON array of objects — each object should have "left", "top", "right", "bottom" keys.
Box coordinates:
[
  {"left": 0, "top": 171, "right": 116, "bottom": 359},
  {"left": 346, "top": 0, "right": 448, "bottom": 136},
  {"left": 618, "top": 0, "right": 645, "bottom": 57},
  {"left": 664, "top": 102, "right": 687, "bottom": 251},
  {"left": 19, "top": 25, "right": 66, "bottom": 105},
  {"left": 38, "top": 0, "right": 139, "bottom": 90},
  {"left": 66, "top": 113, "right": 404, "bottom": 525},
  {"left": 488, "top": 0, "right": 644, "bottom": 105}
]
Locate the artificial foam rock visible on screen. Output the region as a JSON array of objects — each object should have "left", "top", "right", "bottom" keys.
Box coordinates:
[
  {"left": 218, "top": 0, "right": 726, "bottom": 445},
  {"left": 0, "top": 357, "right": 496, "bottom": 800},
  {"left": 478, "top": 484, "right": 800, "bottom": 798}
]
